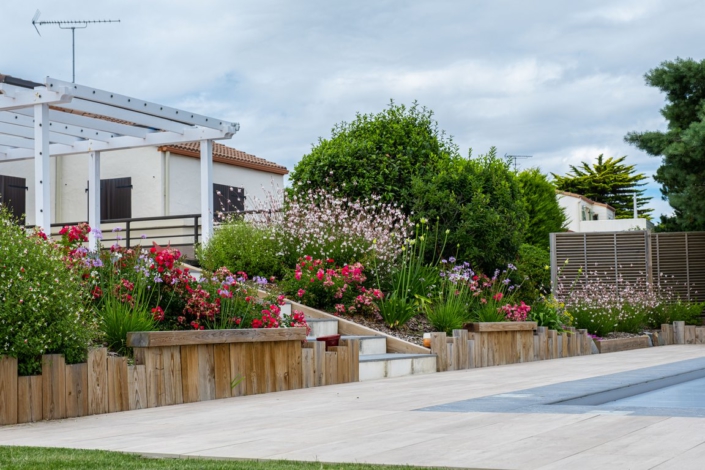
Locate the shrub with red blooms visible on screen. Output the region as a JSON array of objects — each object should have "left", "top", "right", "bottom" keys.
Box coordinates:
[
  {"left": 499, "top": 301, "right": 531, "bottom": 322},
  {"left": 281, "top": 256, "right": 382, "bottom": 316}
]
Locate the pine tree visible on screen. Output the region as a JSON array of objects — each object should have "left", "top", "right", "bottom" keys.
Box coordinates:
[
  {"left": 551, "top": 155, "right": 652, "bottom": 219},
  {"left": 625, "top": 58, "right": 705, "bottom": 231}
]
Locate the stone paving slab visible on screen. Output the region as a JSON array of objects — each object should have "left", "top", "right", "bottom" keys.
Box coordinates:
[{"left": 2, "top": 346, "right": 705, "bottom": 469}]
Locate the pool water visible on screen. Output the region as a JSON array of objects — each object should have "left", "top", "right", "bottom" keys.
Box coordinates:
[{"left": 603, "top": 376, "right": 705, "bottom": 409}]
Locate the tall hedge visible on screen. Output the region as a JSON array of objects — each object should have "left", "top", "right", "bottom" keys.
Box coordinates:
[
  {"left": 289, "top": 101, "right": 459, "bottom": 213},
  {"left": 412, "top": 148, "right": 528, "bottom": 273}
]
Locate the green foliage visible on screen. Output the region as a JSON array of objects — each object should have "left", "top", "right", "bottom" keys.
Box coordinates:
[
  {"left": 649, "top": 301, "right": 704, "bottom": 328},
  {"left": 513, "top": 244, "right": 551, "bottom": 303},
  {"left": 197, "top": 219, "right": 284, "bottom": 279},
  {"left": 412, "top": 148, "right": 528, "bottom": 273},
  {"left": 626, "top": 58, "right": 705, "bottom": 231},
  {"left": 98, "top": 280, "right": 156, "bottom": 357},
  {"left": 375, "top": 222, "right": 445, "bottom": 328},
  {"left": 517, "top": 169, "right": 566, "bottom": 248},
  {"left": 0, "top": 207, "right": 95, "bottom": 375},
  {"left": 426, "top": 302, "right": 469, "bottom": 335},
  {"left": 289, "top": 101, "right": 460, "bottom": 212},
  {"left": 552, "top": 155, "right": 652, "bottom": 219}
]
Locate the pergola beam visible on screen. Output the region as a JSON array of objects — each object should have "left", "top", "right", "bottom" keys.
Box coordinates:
[
  {"left": 0, "top": 85, "right": 72, "bottom": 112},
  {"left": 58, "top": 99, "right": 190, "bottom": 134},
  {"left": 0, "top": 111, "right": 115, "bottom": 142},
  {"left": 0, "top": 122, "right": 79, "bottom": 146},
  {"left": 3, "top": 125, "right": 235, "bottom": 161},
  {"left": 34, "top": 103, "right": 50, "bottom": 231},
  {"left": 12, "top": 107, "right": 150, "bottom": 138},
  {"left": 47, "top": 78, "right": 238, "bottom": 131}
]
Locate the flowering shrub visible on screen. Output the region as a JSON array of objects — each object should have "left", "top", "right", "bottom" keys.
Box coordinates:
[
  {"left": 279, "top": 189, "right": 411, "bottom": 276},
  {"left": 499, "top": 302, "right": 531, "bottom": 322},
  {"left": 558, "top": 271, "right": 704, "bottom": 336},
  {"left": 281, "top": 256, "right": 382, "bottom": 316},
  {"left": 0, "top": 208, "right": 95, "bottom": 375}
]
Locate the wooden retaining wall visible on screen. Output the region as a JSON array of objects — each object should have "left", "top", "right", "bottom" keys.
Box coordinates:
[
  {"left": 654, "top": 321, "right": 705, "bottom": 346},
  {"left": 0, "top": 328, "right": 360, "bottom": 426},
  {"left": 429, "top": 323, "right": 593, "bottom": 371}
]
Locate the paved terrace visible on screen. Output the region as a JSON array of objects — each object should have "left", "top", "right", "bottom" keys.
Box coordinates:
[{"left": 3, "top": 346, "right": 705, "bottom": 470}]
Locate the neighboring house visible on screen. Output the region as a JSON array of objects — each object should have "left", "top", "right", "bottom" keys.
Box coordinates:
[
  {"left": 0, "top": 141, "right": 287, "bottom": 225},
  {"left": 556, "top": 190, "right": 653, "bottom": 232}
]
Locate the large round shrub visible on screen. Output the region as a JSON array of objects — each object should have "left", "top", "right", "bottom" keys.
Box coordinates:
[
  {"left": 518, "top": 168, "right": 567, "bottom": 249},
  {"left": 412, "top": 148, "right": 528, "bottom": 273},
  {"left": 197, "top": 219, "right": 284, "bottom": 279},
  {"left": 0, "top": 208, "right": 94, "bottom": 375},
  {"left": 289, "top": 101, "right": 460, "bottom": 212}
]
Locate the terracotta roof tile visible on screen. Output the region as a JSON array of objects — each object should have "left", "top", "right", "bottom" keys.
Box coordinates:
[{"left": 159, "top": 142, "right": 288, "bottom": 175}]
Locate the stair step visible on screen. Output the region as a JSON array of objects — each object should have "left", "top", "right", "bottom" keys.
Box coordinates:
[
  {"left": 305, "top": 335, "right": 387, "bottom": 356},
  {"left": 359, "top": 353, "right": 437, "bottom": 382},
  {"left": 305, "top": 318, "right": 338, "bottom": 337}
]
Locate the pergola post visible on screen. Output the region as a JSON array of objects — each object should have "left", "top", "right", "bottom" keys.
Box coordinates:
[
  {"left": 200, "top": 139, "right": 213, "bottom": 244},
  {"left": 87, "top": 151, "right": 101, "bottom": 250},
  {"left": 33, "top": 102, "right": 50, "bottom": 232}
]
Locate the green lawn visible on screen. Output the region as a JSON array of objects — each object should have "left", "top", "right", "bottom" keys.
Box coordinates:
[{"left": 0, "top": 447, "right": 446, "bottom": 470}]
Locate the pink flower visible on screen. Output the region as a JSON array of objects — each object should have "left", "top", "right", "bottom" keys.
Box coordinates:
[
  {"left": 493, "top": 292, "right": 503, "bottom": 302},
  {"left": 316, "top": 269, "right": 324, "bottom": 281},
  {"left": 297, "top": 289, "right": 306, "bottom": 298}
]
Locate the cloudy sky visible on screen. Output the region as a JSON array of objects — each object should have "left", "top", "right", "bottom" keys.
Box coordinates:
[{"left": 3, "top": 0, "right": 703, "bottom": 217}]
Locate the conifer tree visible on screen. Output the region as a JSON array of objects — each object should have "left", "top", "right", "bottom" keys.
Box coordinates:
[{"left": 552, "top": 155, "right": 652, "bottom": 219}]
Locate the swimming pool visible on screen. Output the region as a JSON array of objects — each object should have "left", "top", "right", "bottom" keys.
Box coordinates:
[{"left": 417, "top": 356, "right": 705, "bottom": 418}]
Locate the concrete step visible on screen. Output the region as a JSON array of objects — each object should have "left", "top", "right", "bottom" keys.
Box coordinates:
[
  {"left": 359, "top": 353, "right": 437, "bottom": 382},
  {"left": 305, "top": 318, "right": 338, "bottom": 337},
  {"left": 305, "top": 335, "right": 387, "bottom": 356}
]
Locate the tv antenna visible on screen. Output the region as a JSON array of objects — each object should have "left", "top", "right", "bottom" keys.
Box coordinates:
[
  {"left": 505, "top": 154, "right": 533, "bottom": 171},
  {"left": 32, "top": 10, "right": 120, "bottom": 83}
]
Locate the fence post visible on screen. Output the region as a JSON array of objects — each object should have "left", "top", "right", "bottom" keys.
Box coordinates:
[
  {"left": 125, "top": 220, "right": 131, "bottom": 248},
  {"left": 194, "top": 216, "right": 200, "bottom": 245}
]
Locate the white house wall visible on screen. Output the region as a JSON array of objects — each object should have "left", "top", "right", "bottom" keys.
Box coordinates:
[
  {"left": 0, "top": 158, "right": 59, "bottom": 226},
  {"left": 0, "top": 147, "right": 284, "bottom": 225},
  {"left": 168, "top": 154, "right": 283, "bottom": 216}
]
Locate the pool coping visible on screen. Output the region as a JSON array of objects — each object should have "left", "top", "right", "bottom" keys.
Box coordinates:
[{"left": 417, "top": 356, "right": 705, "bottom": 418}]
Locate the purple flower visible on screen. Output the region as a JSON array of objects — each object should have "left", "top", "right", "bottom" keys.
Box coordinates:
[
  {"left": 92, "top": 258, "right": 103, "bottom": 268},
  {"left": 93, "top": 229, "right": 103, "bottom": 240},
  {"left": 141, "top": 234, "right": 147, "bottom": 239},
  {"left": 112, "top": 227, "right": 122, "bottom": 233},
  {"left": 449, "top": 257, "right": 456, "bottom": 263}
]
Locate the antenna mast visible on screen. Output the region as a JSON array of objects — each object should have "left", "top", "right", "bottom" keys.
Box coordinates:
[
  {"left": 32, "top": 10, "right": 120, "bottom": 83},
  {"left": 505, "top": 154, "right": 533, "bottom": 171}
]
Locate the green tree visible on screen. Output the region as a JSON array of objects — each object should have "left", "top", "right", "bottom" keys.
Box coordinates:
[
  {"left": 625, "top": 58, "right": 705, "bottom": 231},
  {"left": 518, "top": 168, "right": 567, "bottom": 248},
  {"left": 551, "top": 155, "right": 652, "bottom": 219},
  {"left": 412, "top": 148, "right": 528, "bottom": 273},
  {"left": 289, "top": 101, "right": 459, "bottom": 213}
]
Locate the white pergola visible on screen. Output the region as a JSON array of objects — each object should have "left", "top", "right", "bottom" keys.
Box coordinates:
[{"left": 0, "top": 76, "right": 239, "bottom": 249}]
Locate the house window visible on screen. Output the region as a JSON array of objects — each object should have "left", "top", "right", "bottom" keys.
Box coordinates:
[
  {"left": 89, "top": 177, "right": 132, "bottom": 220},
  {"left": 213, "top": 184, "right": 245, "bottom": 220},
  {"left": 0, "top": 175, "right": 27, "bottom": 224}
]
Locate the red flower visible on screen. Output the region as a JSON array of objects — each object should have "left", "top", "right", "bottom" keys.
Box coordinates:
[{"left": 493, "top": 292, "right": 504, "bottom": 302}]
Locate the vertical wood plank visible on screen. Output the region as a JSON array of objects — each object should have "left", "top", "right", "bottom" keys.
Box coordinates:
[
  {"left": 213, "top": 344, "right": 232, "bottom": 399},
  {"left": 65, "top": 363, "right": 88, "bottom": 418},
  {"left": 161, "top": 346, "right": 183, "bottom": 405},
  {"left": 446, "top": 342, "right": 455, "bottom": 371},
  {"left": 288, "top": 340, "right": 303, "bottom": 390},
  {"left": 229, "top": 343, "right": 247, "bottom": 397},
  {"left": 128, "top": 365, "right": 147, "bottom": 410},
  {"left": 685, "top": 325, "right": 696, "bottom": 344},
  {"left": 347, "top": 339, "right": 360, "bottom": 382},
  {"left": 532, "top": 335, "right": 539, "bottom": 361},
  {"left": 0, "top": 356, "right": 18, "bottom": 425},
  {"left": 180, "top": 345, "right": 199, "bottom": 403},
  {"left": 42, "top": 354, "right": 66, "bottom": 420},
  {"left": 453, "top": 330, "right": 469, "bottom": 369},
  {"left": 467, "top": 340, "right": 475, "bottom": 368},
  {"left": 537, "top": 327, "right": 547, "bottom": 361},
  {"left": 107, "top": 356, "right": 129, "bottom": 413},
  {"left": 87, "top": 348, "right": 108, "bottom": 415},
  {"left": 334, "top": 346, "right": 349, "bottom": 384},
  {"left": 312, "top": 341, "right": 325, "bottom": 386},
  {"left": 272, "top": 342, "right": 289, "bottom": 392},
  {"left": 547, "top": 330, "right": 555, "bottom": 360},
  {"left": 696, "top": 328, "right": 705, "bottom": 345},
  {"left": 197, "top": 345, "right": 216, "bottom": 402},
  {"left": 17, "top": 375, "right": 42, "bottom": 424},
  {"left": 301, "top": 348, "right": 314, "bottom": 388},
  {"left": 430, "top": 333, "right": 448, "bottom": 372},
  {"left": 674, "top": 321, "right": 685, "bottom": 345},
  {"left": 561, "top": 332, "right": 568, "bottom": 357},
  {"left": 325, "top": 352, "right": 337, "bottom": 386}
]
